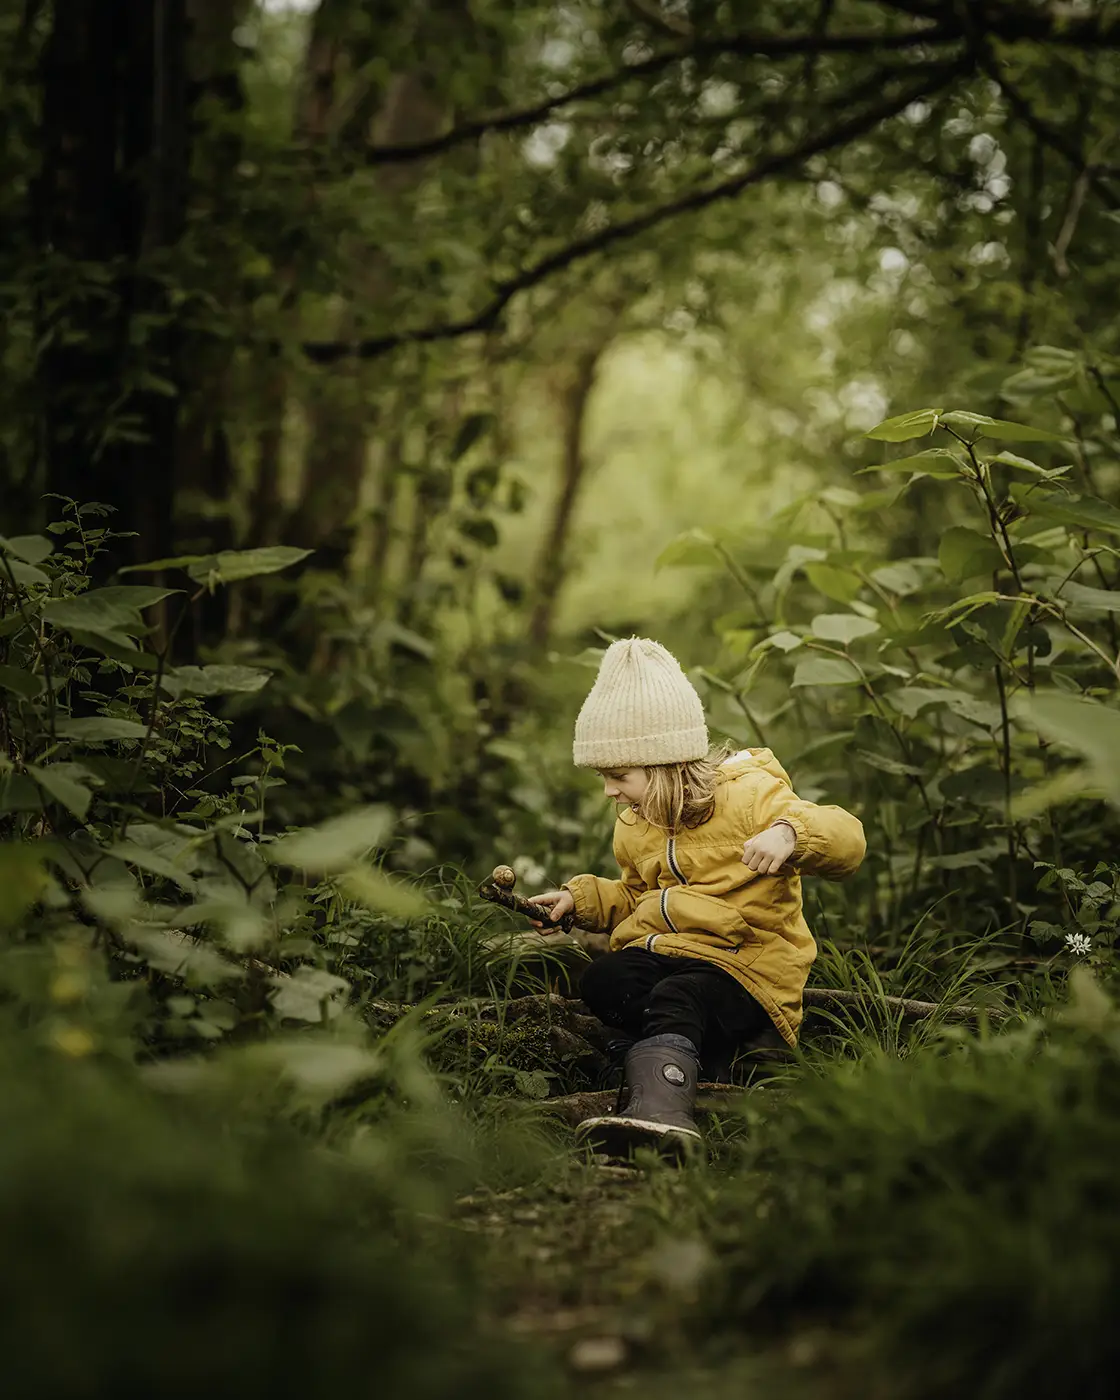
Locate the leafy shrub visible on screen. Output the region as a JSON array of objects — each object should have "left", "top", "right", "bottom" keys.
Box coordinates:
[{"left": 700, "top": 971, "right": 1120, "bottom": 1399}]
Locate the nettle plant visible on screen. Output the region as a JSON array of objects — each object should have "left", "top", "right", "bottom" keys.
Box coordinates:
[
  {"left": 0, "top": 504, "right": 424, "bottom": 1063},
  {"left": 662, "top": 347, "right": 1120, "bottom": 979}
]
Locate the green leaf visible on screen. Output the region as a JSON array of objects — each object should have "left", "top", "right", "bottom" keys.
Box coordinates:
[
  {"left": 128, "top": 928, "right": 242, "bottom": 987},
  {"left": 266, "top": 806, "right": 393, "bottom": 874},
  {"left": 870, "top": 561, "right": 928, "bottom": 597},
  {"left": 1054, "top": 581, "right": 1120, "bottom": 613},
  {"left": 857, "top": 447, "right": 964, "bottom": 475},
  {"left": 450, "top": 412, "right": 493, "bottom": 461},
  {"left": 804, "top": 563, "right": 862, "bottom": 604},
  {"left": 939, "top": 411, "right": 1065, "bottom": 443},
  {"left": 809, "top": 613, "right": 880, "bottom": 644},
  {"left": 28, "top": 763, "right": 92, "bottom": 819},
  {"left": 924, "top": 591, "right": 1002, "bottom": 626},
  {"left": 990, "top": 451, "right": 1050, "bottom": 477},
  {"left": 655, "top": 529, "right": 721, "bottom": 571},
  {"left": 1010, "top": 485, "right": 1120, "bottom": 538},
  {"left": 458, "top": 517, "right": 499, "bottom": 549},
  {"left": 336, "top": 864, "right": 431, "bottom": 919},
  {"left": 512, "top": 1069, "right": 551, "bottom": 1100},
  {"left": 55, "top": 717, "right": 148, "bottom": 742},
  {"left": 864, "top": 408, "right": 940, "bottom": 442},
  {"left": 938, "top": 527, "right": 1004, "bottom": 583},
  {"left": 160, "top": 664, "right": 272, "bottom": 699},
  {"left": 190, "top": 546, "right": 313, "bottom": 585},
  {"left": 1017, "top": 692, "right": 1120, "bottom": 805},
  {"left": 940, "top": 766, "right": 1008, "bottom": 807},
  {"left": 89, "top": 585, "right": 181, "bottom": 609},
  {"left": 122, "top": 547, "right": 313, "bottom": 584},
  {"left": 0, "top": 664, "right": 44, "bottom": 699},
  {"left": 756, "top": 630, "right": 803, "bottom": 653},
  {"left": 791, "top": 656, "right": 863, "bottom": 687},
  {"left": 270, "top": 968, "right": 350, "bottom": 1022},
  {"left": 42, "top": 594, "right": 148, "bottom": 637},
  {"left": 887, "top": 686, "right": 958, "bottom": 719},
  {"left": 109, "top": 840, "right": 197, "bottom": 889},
  {"left": 0, "top": 843, "right": 48, "bottom": 930},
  {"left": 1, "top": 559, "right": 49, "bottom": 588},
  {"left": 0, "top": 534, "right": 52, "bottom": 565},
  {"left": 66, "top": 629, "right": 160, "bottom": 669}
]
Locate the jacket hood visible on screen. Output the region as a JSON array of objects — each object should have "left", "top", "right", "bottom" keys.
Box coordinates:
[{"left": 720, "top": 747, "right": 793, "bottom": 790}]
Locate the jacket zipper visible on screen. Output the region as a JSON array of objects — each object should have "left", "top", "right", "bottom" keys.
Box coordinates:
[{"left": 661, "top": 836, "right": 686, "bottom": 936}]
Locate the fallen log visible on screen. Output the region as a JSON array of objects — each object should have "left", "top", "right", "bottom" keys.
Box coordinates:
[{"left": 802, "top": 986, "right": 1009, "bottom": 1025}]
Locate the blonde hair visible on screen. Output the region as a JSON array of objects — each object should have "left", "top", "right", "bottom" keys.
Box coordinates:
[{"left": 634, "top": 744, "right": 734, "bottom": 833}]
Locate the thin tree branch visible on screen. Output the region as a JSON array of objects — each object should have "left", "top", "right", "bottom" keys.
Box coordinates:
[
  {"left": 981, "top": 58, "right": 1120, "bottom": 210},
  {"left": 349, "top": 25, "right": 958, "bottom": 168},
  {"left": 623, "top": 0, "right": 693, "bottom": 40},
  {"left": 300, "top": 58, "right": 967, "bottom": 364}
]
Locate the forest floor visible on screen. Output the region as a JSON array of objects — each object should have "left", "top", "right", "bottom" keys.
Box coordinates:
[{"left": 454, "top": 1148, "right": 858, "bottom": 1399}]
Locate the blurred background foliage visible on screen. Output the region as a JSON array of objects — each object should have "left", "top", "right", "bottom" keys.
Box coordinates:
[{"left": 4, "top": 0, "right": 1120, "bottom": 1393}]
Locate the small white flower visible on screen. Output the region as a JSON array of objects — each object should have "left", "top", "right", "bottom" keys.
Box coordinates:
[
  {"left": 512, "top": 855, "right": 548, "bottom": 888},
  {"left": 1065, "top": 932, "right": 1093, "bottom": 957}
]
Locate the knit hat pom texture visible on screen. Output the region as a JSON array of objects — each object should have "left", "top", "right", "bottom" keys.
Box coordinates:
[{"left": 573, "top": 637, "right": 708, "bottom": 768}]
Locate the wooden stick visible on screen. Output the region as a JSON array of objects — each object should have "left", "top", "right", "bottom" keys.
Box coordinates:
[
  {"left": 803, "top": 986, "right": 1009, "bottom": 1024},
  {"left": 477, "top": 864, "right": 583, "bottom": 933}
]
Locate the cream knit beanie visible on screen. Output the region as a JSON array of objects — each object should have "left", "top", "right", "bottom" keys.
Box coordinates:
[{"left": 572, "top": 637, "right": 708, "bottom": 768}]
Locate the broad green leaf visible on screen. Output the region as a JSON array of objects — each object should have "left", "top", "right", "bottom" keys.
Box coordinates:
[
  {"left": 188, "top": 546, "right": 313, "bottom": 585},
  {"left": 450, "top": 412, "right": 493, "bottom": 461},
  {"left": 1052, "top": 581, "right": 1120, "bottom": 614},
  {"left": 1011, "top": 765, "right": 1104, "bottom": 820},
  {"left": 108, "top": 840, "right": 197, "bottom": 888},
  {"left": 0, "top": 664, "right": 43, "bottom": 699},
  {"left": 1, "top": 558, "right": 49, "bottom": 588},
  {"left": 938, "top": 526, "right": 1004, "bottom": 583},
  {"left": 1010, "top": 485, "right": 1120, "bottom": 538},
  {"left": 854, "top": 749, "right": 925, "bottom": 777},
  {"left": 791, "top": 656, "right": 863, "bottom": 687},
  {"left": 160, "top": 664, "right": 272, "bottom": 699},
  {"left": 939, "top": 411, "right": 1065, "bottom": 443},
  {"left": 124, "top": 547, "right": 313, "bottom": 584},
  {"left": 459, "top": 517, "right": 499, "bottom": 549},
  {"left": 755, "top": 630, "right": 803, "bottom": 653},
  {"left": 0, "top": 843, "right": 48, "bottom": 930},
  {"left": 42, "top": 594, "right": 148, "bottom": 636},
  {"left": 90, "top": 585, "right": 181, "bottom": 609},
  {"left": 1017, "top": 692, "right": 1120, "bottom": 805},
  {"left": 864, "top": 408, "right": 940, "bottom": 442},
  {"left": 655, "top": 530, "right": 721, "bottom": 571},
  {"left": 810, "top": 613, "right": 880, "bottom": 644},
  {"left": 270, "top": 968, "right": 350, "bottom": 1022},
  {"left": 128, "top": 928, "right": 242, "bottom": 987},
  {"left": 887, "top": 686, "right": 958, "bottom": 719},
  {"left": 266, "top": 806, "right": 392, "bottom": 873},
  {"left": 244, "top": 1039, "right": 381, "bottom": 1093},
  {"left": 940, "top": 766, "right": 1009, "bottom": 807},
  {"left": 55, "top": 716, "right": 148, "bottom": 742},
  {"left": 804, "top": 562, "right": 862, "bottom": 603},
  {"left": 870, "top": 561, "right": 928, "bottom": 597},
  {"left": 857, "top": 447, "right": 964, "bottom": 475},
  {"left": 990, "top": 451, "right": 1050, "bottom": 477},
  {"left": 0, "top": 534, "right": 52, "bottom": 564},
  {"left": 66, "top": 629, "right": 160, "bottom": 669},
  {"left": 337, "top": 864, "right": 431, "bottom": 919},
  {"left": 28, "top": 763, "right": 93, "bottom": 819}
]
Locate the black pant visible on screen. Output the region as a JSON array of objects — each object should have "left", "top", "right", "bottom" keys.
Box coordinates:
[{"left": 578, "top": 948, "right": 773, "bottom": 1067}]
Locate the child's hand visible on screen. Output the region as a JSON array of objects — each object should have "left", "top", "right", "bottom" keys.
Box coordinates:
[
  {"left": 527, "top": 888, "right": 575, "bottom": 928},
  {"left": 741, "top": 821, "right": 797, "bottom": 875}
]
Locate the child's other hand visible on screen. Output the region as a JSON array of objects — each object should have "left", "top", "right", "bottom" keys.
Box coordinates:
[
  {"left": 741, "top": 822, "right": 797, "bottom": 875},
  {"left": 527, "top": 888, "right": 575, "bottom": 927}
]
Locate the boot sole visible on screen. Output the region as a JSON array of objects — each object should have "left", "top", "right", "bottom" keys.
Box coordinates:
[{"left": 575, "top": 1115, "right": 703, "bottom": 1164}]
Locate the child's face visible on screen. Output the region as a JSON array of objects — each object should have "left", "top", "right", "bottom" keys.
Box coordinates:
[{"left": 597, "top": 768, "right": 649, "bottom": 807}]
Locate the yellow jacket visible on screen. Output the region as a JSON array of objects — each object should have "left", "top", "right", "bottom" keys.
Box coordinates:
[{"left": 564, "top": 749, "right": 866, "bottom": 1046}]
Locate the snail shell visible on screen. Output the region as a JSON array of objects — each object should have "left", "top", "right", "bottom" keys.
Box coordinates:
[{"left": 490, "top": 864, "right": 516, "bottom": 889}]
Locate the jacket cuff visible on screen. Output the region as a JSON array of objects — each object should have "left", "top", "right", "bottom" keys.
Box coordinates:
[
  {"left": 563, "top": 877, "right": 597, "bottom": 929},
  {"left": 770, "top": 815, "right": 806, "bottom": 860}
]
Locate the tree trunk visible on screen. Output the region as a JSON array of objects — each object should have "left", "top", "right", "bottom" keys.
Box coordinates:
[
  {"left": 528, "top": 336, "right": 613, "bottom": 648},
  {"left": 35, "top": 0, "right": 190, "bottom": 570}
]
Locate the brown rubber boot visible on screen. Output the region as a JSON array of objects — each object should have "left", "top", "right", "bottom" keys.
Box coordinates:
[{"left": 576, "top": 1036, "right": 703, "bottom": 1162}]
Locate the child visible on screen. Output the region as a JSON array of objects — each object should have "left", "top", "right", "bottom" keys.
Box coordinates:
[{"left": 529, "top": 636, "right": 865, "bottom": 1157}]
